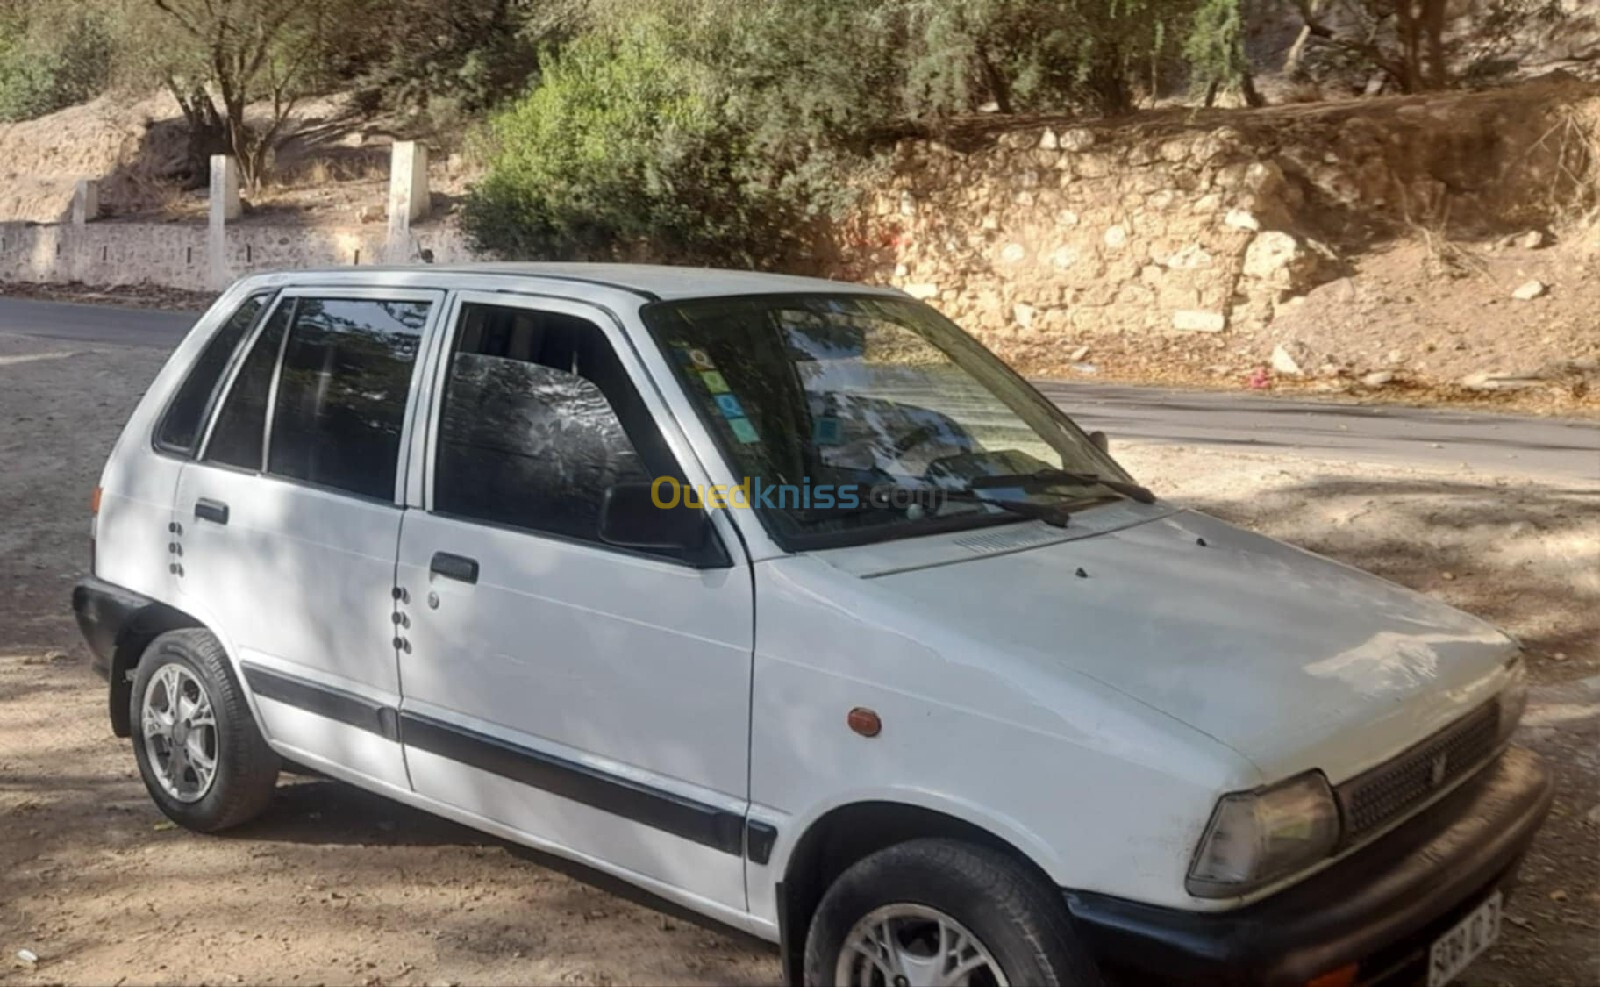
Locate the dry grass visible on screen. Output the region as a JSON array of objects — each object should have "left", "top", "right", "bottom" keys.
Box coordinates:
[
  {"left": 271, "top": 151, "right": 390, "bottom": 189},
  {"left": 1526, "top": 102, "right": 1600, "bottom": 227}
]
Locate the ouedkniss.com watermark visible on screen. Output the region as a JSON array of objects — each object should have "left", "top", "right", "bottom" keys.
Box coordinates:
[{"left": 649, "top": 476, "right": 945, "bottom": 513}]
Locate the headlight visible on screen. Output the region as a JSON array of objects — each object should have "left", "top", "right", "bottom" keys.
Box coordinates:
[
  {"left": 1186, "top": 771, "right": 1341, "bottom": 898},
  {"left": 1497, "top": 656, "right": 1528, "bottom": 744}
]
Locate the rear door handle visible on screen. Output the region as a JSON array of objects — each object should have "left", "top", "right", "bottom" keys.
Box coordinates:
[
  {"left": 430, "top": 552, "right": 479, "bottom": 584},
  {"left": 194, "top": 498, "right": 229, "bottom": 525}
]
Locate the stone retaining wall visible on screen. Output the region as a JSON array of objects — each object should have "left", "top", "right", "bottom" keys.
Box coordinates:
[
  {"left": 827, "top": 79, "right": 1598, "bottom": 363},
  {"left": 0, "top": 222, "right": 473, "bottom": 292}
]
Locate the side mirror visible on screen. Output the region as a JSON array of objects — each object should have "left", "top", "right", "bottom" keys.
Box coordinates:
[
  {"left": 1088, "top": 431, "right": 1110, "bottom": 453},
  {"left": 599, "top": 480, "right": 712, "bottom": 552}
]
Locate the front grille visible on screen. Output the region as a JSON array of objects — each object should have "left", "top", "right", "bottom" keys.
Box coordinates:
[{"left": 1336, "top": 701, "right": 1501, "bottom": 844}]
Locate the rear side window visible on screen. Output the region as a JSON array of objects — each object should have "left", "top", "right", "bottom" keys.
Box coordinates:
[
  {"left": 265, "top": 298, "right": 430, "bottom": 500},
  {"left": 204, "top": 299, "right": 294, "bottom": 470},
  {"left": 155, "top": 293, "right": 269, "bottom": 455}
]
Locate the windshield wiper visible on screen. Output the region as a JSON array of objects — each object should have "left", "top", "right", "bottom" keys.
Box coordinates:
[
  {"left": 938, "top": 489, "right": 1073, "bottom": 528},
  {"left": 963, "top": 468, "right": 1157, "bottom": 504},
  {"left": 794, "top": 486, "right": 1064, "bottom": 528}
]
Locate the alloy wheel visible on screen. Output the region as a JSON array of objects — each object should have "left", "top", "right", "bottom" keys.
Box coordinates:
[
  {"left": 141, "top": 663, "right": 220, "bottom": 803},
  {"left": 835, "top": 903, "right": 1008, "bottom": 987}
]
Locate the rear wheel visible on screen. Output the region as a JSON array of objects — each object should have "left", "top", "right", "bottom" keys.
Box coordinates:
[
  {"left": 130, "top": 629, "right": 279, "bottom": 831},
  {"left": 803, "top": 839, "right": 1104, "bottom": 987}
]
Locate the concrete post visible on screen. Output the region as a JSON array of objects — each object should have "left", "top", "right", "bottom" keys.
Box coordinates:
[
  {"left": 209, "top": 155, "right": 240, "bottom": 288},
  {"left": 72, "top": 180, "right": 100, "bottom": 225},
  {"left": 386, "top": 141, "right": 429, "bottom": 261}
]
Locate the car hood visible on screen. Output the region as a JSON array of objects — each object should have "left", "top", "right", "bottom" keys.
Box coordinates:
[{"left": 821, "top": 508, "right": 1517, "bottom": 782}]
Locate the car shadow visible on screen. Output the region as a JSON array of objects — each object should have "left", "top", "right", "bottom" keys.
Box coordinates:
[
  {"left": 230, "top": 773, "right": 778, "bottom": 954},
  {"left": 227, "top": 775, "right": 496, "bottom": 848}
]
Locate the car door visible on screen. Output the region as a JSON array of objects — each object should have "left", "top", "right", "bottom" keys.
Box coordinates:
[
  {"left": 393, "top": 293, "right": 755, "bottom": 911},
  {"left": 96, "top": 288, "right": 274, "bottom": 607},
  {"left": 175, "top": 287, "right": 443, "bottom": 791}
]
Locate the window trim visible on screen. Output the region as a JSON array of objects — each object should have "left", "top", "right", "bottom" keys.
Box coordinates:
[
  {"left": 194, "top": 287, "right": 447, "bottom": 506},
  {"left": 150, "top": 290, "right": 276, "bottom": 460},
  {"left": 417, "top": 290, "right": 733, "bottom": 569},
  {"left": 194, "top": 292, "right": 297, "bottom": 468}
]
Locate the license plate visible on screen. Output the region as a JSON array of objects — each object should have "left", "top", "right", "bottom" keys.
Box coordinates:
[{"left": 1427, "top": 890, "right": 1503, "bottom": 987}]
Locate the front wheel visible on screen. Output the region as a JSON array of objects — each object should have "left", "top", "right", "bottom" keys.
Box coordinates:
[
  {"left": 803, "top": 839, "right": 1104, "bottom": 987},
  {"left": 130, "top": 628, "right": 280, "bottom": 832}
]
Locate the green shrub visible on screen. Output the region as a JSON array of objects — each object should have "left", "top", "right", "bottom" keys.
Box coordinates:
[
  {"left": 462, "top": 18, "right": 802, "bottom": 267},
  {"left": 463, "top": 0, "right": 1248, "bottom": 266},
  {"left": 0, "top": 12, "right": 111, "bottom": 122}
]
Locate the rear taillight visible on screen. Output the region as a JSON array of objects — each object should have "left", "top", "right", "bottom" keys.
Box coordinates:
[{"left": 90, "top": 486, "right": 102, "bottom": 516}]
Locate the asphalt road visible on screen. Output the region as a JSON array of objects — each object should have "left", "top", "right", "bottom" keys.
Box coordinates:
[{"left": 2, "top": 295, "right": 1596, "bottom": 482}]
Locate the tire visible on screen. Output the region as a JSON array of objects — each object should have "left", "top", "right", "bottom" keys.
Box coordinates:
[
  {"left": 129, "top": 628, "right": 280, "bottom": 832},
  {"left": 803, "top": 838, "right": 1105, "bottom": 987}
]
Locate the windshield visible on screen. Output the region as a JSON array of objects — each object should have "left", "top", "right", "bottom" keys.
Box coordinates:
[{"left": 641, "top": 293, "right": 1138, "bottom": 550}]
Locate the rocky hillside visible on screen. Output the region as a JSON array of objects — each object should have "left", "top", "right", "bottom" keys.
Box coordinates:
[
  {"left": 837, "top": 78, "right": 1599, "bottom": 411},
  {"left": 0, "top": 92, "right": 186, "bottom": 224},
  {"left": 3, "top": 75, "right": 1596, "bottom": 412}
]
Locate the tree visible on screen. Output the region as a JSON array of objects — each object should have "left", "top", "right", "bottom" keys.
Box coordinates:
[
  {"left": 462, "top": 16, "right": 799, "bottom": 266},
  {"left": 129, "top": 0, "right": 347, "bottom": 189},
  {"left": 355, "top": 0, "right": 546, "bottom": 114},
  {"left": 1288, "top": 0, "right": 1451, "bottom": 92},
  {"left": 0, "top": 5, "right": 112, "bottom": 121},
  {"left": 465, "top": 0, "right": 1275, "bottom": 265},
  {"left": 1186, "top": 0, "right": 1264, "bottom": 106}
]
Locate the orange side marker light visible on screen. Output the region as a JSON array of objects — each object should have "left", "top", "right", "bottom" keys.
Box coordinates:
[
  {"left": 847, "top": 707, "right": 882, "bottom": 738},
  {"left": 1306, "top": 964, "right": 1358, "bottom": 987}
]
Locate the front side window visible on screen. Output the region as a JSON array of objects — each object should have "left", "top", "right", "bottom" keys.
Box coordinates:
[
  {"left": 266, "top": 298, "right": 430, "bottom": 500},
  {"left": 157, "top": 293, "right": 271, "bottom": 455},
  {"left": 432, "top": 303, "right": 671, "bottom": 546},
  {"left": 642, "top": 293, "right": 1135, "bottom": 549}
]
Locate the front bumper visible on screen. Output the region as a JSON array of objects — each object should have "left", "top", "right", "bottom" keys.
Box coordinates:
[{"left": 1067, "top": 745, "right": 1552, "bottom": 987}]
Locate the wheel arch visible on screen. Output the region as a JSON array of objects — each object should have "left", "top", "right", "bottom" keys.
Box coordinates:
[
  {"left": 107, "top": 602, "right": 205, "bottom": 737},
  {"left": 774, "top": 799, "right": 1062, "bottom": 986}
]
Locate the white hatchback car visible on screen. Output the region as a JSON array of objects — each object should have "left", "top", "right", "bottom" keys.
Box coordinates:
[{"left": 76, "top": 264, "right": 1550, "bottom": 987}]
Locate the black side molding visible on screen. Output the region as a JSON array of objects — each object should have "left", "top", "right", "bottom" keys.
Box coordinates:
[
  {"left": 242, "top": 664, "right": 400, "bottom": 741},
  {"left": 746, "top": 819, "right": 779, "bottom": 865},
  {"left": 235, "top": 663, "right": 778, "bottom": 861},
  {"left": 401, "top": 711, "right": 753, "bottom": 858}
]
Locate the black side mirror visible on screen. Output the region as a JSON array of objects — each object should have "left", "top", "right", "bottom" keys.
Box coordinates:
[
  {"left": 1087, "top": 431, "right": 1109, "bottom": 454},
  {"left": 599, "top": 480, "right": 712, "bottom": 553}
]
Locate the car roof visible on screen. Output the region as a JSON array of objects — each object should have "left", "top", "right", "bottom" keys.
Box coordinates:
[{"left": 261, "top": 262, "right": 903, "bottom": 302}]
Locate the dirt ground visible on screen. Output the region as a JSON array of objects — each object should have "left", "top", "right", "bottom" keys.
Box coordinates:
[{"left": 1, "top": 331, "right": 1596, "bottom": 986}]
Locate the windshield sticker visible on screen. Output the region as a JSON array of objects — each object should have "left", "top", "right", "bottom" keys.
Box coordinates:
[
  {"left": 701, "top": 370, "right": 730, "bottom": 393},
  {"left": 686, "top": 348, "right": 716, "bottom": 370},
  {"left": 813, "top": 417, "right": 842, "bottom": 445},
  {"left": 727, "top": 416, "right": 760, "bottom": 444},
  {"left": 713, "top": 394, "right": 746, "bottom": 418}
]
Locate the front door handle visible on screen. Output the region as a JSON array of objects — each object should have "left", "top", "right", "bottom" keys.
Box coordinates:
[
  {"left": 429, "top": 552, "right": 479, "bottom": 584},
  {"left": 195, "top": 498, "right": 230, "bottom": 525}
]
